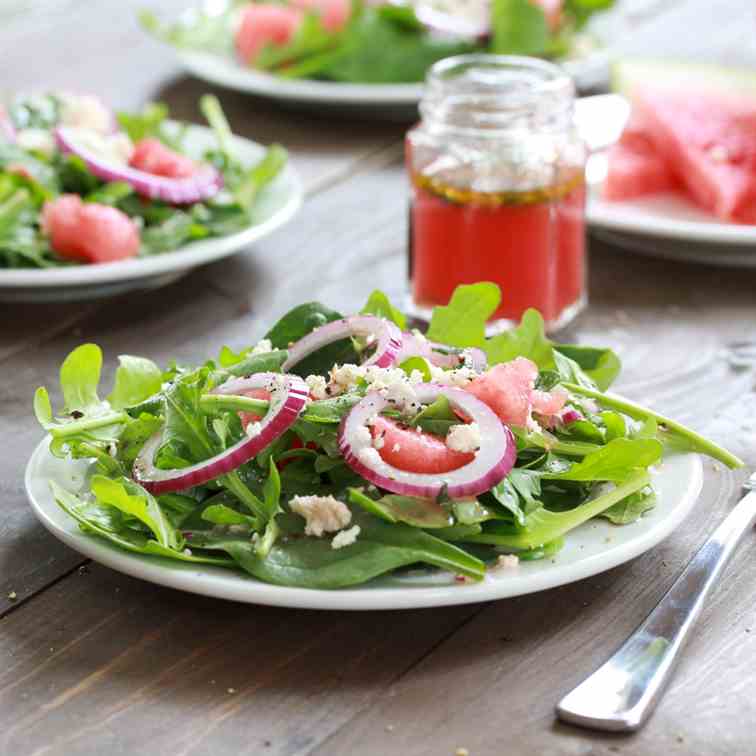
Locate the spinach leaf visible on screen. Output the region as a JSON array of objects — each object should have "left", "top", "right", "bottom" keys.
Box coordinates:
[
  {"left": 410, "top": 395, "right": 457, "bottom": 436},
  {"left": 348, "top": 489, "right": 453, "bottom": 528},
  {"left": 192, "top": 511, "right": 485, "bottom": 587},
  {"left": 485, "top": 308, "right": 553, "bottom": 367},
  {"left": 554, "top": 345, "right": 621, "bottom": 391},
  {"left": 426, "top": 282, "right": 500, "bottom": 347},
  {"left": 399, "top": 356, "right": 432, "bottom": 382}
]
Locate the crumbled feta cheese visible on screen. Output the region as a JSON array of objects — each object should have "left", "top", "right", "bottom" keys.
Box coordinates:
[
  {"left": 429, "top": 364, "right": 477, "bottom": 387},
  {"left": 250, "top": 338, "right": 273, "bottom": 355},
  {"left": 331, "top": 525, "right": 361, "bottom": 550},
  {"left": 357, "top": 446, "right": 382, "bottom": 468},
  {"left": 331, "top": 363, "right": 365, "bottom": 390},
  {"left": 183, "top": 548, "right": 193, "bottom": 557},
  {"left": 59, "top": 93, "right": 112, "bottom": 133},
  {"left": 353, "top": 424, "right": 372, "bottom": 448},
  {"left": 408, "top": 369, "right": 425, "bottom": 385},
  {"left": 363, "top": 366, "right": 407, "bottom": 391},
  {"left": 392, "top": 443, "right": 401, "bottom": 453},
  {"left": 305, "top": 374, "right": 328, "bottom": 400},
  {"left": 382, "top": 381, "right": 420, "bottom": 413},
  {"left": 289, "top": 495, "right": 351, "bottom": 537},
  {"left": 245, "top": 421, "right": 262, "bottom": 438},
  {"left": 16, "top": 128, "right": 55, "bottom": 156},
  {"left": 492, "top": 554, "right": 519, "bottom": 571},
  {"left": 446, "top": 422, "right": 481, "bottom": 453}
]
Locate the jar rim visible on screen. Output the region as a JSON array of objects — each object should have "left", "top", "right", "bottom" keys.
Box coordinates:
[{"left": 421, "top": 54, "right": 575, "bottom": 138}]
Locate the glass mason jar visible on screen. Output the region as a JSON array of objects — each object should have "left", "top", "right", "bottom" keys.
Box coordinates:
[{"left": 405, "top": 54, "right": 588, "bottom": 331}]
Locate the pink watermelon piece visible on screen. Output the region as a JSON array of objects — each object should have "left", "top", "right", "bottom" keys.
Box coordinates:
[
  {"left": 291, "top": 0, "right": 351, "bottom": 32},
  {"left": 466, "top": 357, "right": 567, "bottom": 427},
  {"left": 129, "top": 138, "right": 196, "bottom": 179},
  {"left": 235, "top": 4, "right": 304, "bottom": 64},
  {"left": 42, "top": 195, "right": 140, "bottom": 264},
  {"left": 636, "top": 90, "right": 756, "bottom": 223},
  {"left": 370, "top": 416, "right": 474, "bottom": 474},
  {"left": 238, "top": 388, "right": 271, "bottom": 430},
  {"left": 604, "top": 109, "right": 678, "bottom": 201}
]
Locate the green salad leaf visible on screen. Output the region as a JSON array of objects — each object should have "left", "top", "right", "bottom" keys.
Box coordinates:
[{"left": 491, "top": 0, "right": 550, "bottom": 56}]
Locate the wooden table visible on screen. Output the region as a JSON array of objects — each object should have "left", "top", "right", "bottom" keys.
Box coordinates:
[{"left": 2, "top": 2, "right": 755, "bottom": 754}]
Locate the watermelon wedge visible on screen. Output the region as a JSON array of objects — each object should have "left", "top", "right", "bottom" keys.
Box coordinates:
[{"left": 607, "top": 59, "right": 756, "bottom": 223}]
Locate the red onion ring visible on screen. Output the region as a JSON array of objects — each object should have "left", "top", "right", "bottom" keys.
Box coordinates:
[
  {"left": 55, "top": 126, "right": 223, "bottom": 204},
  {"left": 396, "top": 332, "right": 487, "bottom": 372},
  {"left": 133, "top": 372, "right": 309, "bottom": 494},
  {"left": 338, "top": 384, "right": 515, "bottom": 499},
  {"left": 282, "top": 315, "right": 403, "bottom": 373}
]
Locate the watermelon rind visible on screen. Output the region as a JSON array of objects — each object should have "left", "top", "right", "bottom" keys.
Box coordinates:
[{"left": 612, "top": 58, "right": 756, "bottom": 100}]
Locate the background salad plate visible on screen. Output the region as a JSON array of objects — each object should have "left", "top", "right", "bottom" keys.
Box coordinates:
[
  {"left": 25, "top": 438, "right": 702, "bottom": 611},
  {"left": 0, "top": 123, "right": 303, "bottom": 302}
]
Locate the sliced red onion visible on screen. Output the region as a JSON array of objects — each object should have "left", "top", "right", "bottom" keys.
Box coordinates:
[
  {"left": 55, "top": 126, "right": 223, "bottom": 204},
  {"left": 396, "top": 332, "right": 487, "bottom": 372},
  {"left": 283, "top": 315, "right": 403, "bottom": 373},
  {"left": 338, "top": 384, "right": 515, "bottom": 499},
  {"left": 560, "top": 408, "right": 583, "bottom": 425},
  {"left": 133, "top": 373, "right": 308, "bottom": 494}
]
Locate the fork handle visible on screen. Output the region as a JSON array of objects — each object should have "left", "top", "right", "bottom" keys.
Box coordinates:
[{"left": 556, "top": 489, "right": 756, "bottom": 732}]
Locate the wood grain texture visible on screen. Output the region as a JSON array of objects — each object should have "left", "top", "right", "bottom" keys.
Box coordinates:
[{"left": 2, "top": 0, "right": 756, "bottom": 753}]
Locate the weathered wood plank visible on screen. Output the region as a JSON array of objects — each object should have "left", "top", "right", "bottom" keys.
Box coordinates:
[{"left": 0, "top": 564, "right": 482, "bottom": 755}]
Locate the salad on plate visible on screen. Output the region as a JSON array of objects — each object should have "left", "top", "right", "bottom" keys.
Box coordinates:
[
  {"left": 0, "top": 91, "right": 286, "bottom": 269},
  {"left": 34, "top": 284, "right": 742, "bottom": 589},
  {"left": 142, "top": 0, "right": 616, "bottom": 86}
]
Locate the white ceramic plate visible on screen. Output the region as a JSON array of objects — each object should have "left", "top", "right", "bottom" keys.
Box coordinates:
[
  {"left": 177, "top": 49, "right": 610, "bottom": 108},
  {"left": 26, "top": 437, "right": 703, "bottom": 610},
  {"left": 0, "top": 123, "right": 303, "bottom": 302},
  {"left": 169, "top": 0, "right": 610, "bottom": 109},
  {"left": 587, "top": 161, "right": 756, "bottom": 249}
]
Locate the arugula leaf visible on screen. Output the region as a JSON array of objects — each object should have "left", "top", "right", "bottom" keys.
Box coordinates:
[
  {"left": 565, "top": 0, "right": 616, "bottom": 30},
  {"left": 466, "top": 470, "right": 651, "bottom": 550},
  {"left": 600, "top": 487, "right": 656, "bottom": 525},
  {"left": 116, "top": 412, "right": 163, "bottom": 467},
  {"left": 235, "top": 144, "right": 288, "bottom": 214},
  {"left": 201, "top": 503, "right": 257, "bottom": 528},
  {"left": 491, "top": 0, "right": 550, "bottom": 56},
  {"left": 51, "top": 481, "right": 232, "bottom": 566},
  {"left": 107, "top": 355, "right": 163, "bottom": 410},
  {"left": 361, "top": 289, "right": 407, "bottom": 329},
  {"left": 116, "top": 102, "right": 183, "bottom": 150},
  {"left": 543, "top": 438, "right": 663, "bottom": 482},
  {"left": 60, "top": 343, "right": 103, "bottom": 414},
  {"left": 256, "top": 12, "right": 337, "bottom": 71},
  {"left": 563, "top": 382, "right": 744, "bottom": 470},
  {"left": 452, "top": 499, "right": 496, "bottom": 525},
  {"left": 410, "top": 395, "right": 458, "bottom": 436},
  {"left": 426, "top": 282, "right": 500, "bottom": 347},
  {"left": 399, "top": 356, "right": 432, "bottom": 382},
  {"left": 90, "top": 475, "right": 180, "bottom": 549},
  {"left": 349, "top": 490, "right": 453, "bottom": 528},
  {"left": 554, "top": 345, "right": 621, "bottom": 391},
  {"left": 485, "top": 308, "right": 553, "bottom": 367}
]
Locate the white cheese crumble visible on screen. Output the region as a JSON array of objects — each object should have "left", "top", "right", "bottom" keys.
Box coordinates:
[
  {"left": 353, "top": 424, "right": 372, "bottom": 447},
  {"left": 383, "top": 381, "right": 420, "bottom": 413},
  {"left": 59, "top": 93, "right": 113, "bottom": 133},
  {"left": 392, "top": 443, "right": 401, "bottom": 453},
  {"left": 250, "top": 338, "right": 273, "bottom": 355},
  {"left": 305, "top": 374, "right": 328, "bottom": 400},
  {"left": 16, "top": 128, "right": 55, "bottom": 156},
  {"left": 245, "top": 421, "right": 262, "bottom": 438},
  {"left": 492, "top": 554, "right": 520, "bottom": 571},
  {"left": 446, "top": 422, "right": 481, "bottom": 453},
  {"left": 331, "top": 525, "right": 361, "bottom": 550},
  {"left": 429, "top": 364, "right": 477, "bottom": 387},
  {"left": 289, "top": 495, "right": 351, "bottom": 537}
]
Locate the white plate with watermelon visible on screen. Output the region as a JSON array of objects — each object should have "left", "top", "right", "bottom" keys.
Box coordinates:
[
  {"left": 0, "top": 124, "right": 303, "bottom": 303},
  {"left": 587, "top": 60, "right": 756, "bottom": 255}
]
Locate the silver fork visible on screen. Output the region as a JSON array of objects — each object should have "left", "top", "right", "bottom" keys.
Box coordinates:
[{"left": 556, "top": 471, "right": 756, "bottom": 732}]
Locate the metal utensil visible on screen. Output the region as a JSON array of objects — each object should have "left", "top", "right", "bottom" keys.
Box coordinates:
[{"left": 556, "top": 471, "right": 756, "bottom": 732}]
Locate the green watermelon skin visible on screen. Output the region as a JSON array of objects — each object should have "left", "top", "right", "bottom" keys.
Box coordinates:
[{"left": 637, "top": 91, "right": 756, "bottom": 223}]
